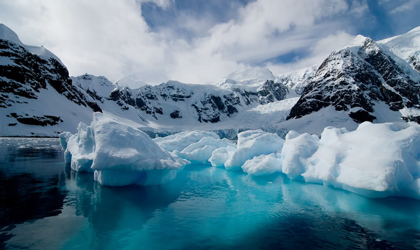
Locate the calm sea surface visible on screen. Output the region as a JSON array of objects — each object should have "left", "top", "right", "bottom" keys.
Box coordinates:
[{"left": 1, "top": 138, "right": 420, "bottom": 250}]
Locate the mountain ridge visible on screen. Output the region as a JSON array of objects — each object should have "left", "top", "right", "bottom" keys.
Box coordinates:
[{"left": 1, "top": 23, "right": 420, "bottom": 136}]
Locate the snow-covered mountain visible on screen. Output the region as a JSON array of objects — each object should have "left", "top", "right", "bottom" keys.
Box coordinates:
[
  {"left": 0, "top": 24, "right": 103, "bottom": 136},
  {"left": 287, "top": 35, "right": 420, "bottom": 124},
  {"left": 0, "top": 23, "right": 290, "bottom": 136},
  {"left": 1, "top": 22, "right": 420, "bottom": 137},
  {"left": 278, "top": 65, "right": 318, "bottom": 95}
]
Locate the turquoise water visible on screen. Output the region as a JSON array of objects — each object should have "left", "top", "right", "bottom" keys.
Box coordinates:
[{"left": 1, "top": 138, "right": 420, "bottom": 249}]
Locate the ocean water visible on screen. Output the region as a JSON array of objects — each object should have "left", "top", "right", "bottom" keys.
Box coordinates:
[{"left": 1, "top": 138, "right": 420, "bottom": 250}]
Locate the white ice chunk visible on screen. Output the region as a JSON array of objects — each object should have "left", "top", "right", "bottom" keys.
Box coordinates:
[
  {"left": 209, "top": 145, "right": 236, "bottom": 167},
  {"left": 224, "top": 130, "right": 284, "bottom": 171},
  {"left": 66, "top": 123, "right": 95, "bottom": 172},
  {"left": 59, "top": 131, "right": 72, "bottom": 150},
  {"left": 281, "top": 131, "right": 320, "bottom": 179},
  {"left": 154, "top": 131, "right": 219, "bottom": 152},
  {"left": 242, "top": 153, "right": 282, "bottom": 176},
  {"left": 177, "top": 137, "right": 235, "bottom": 163},
  {"left": 59, "top": 131, "right": 73, "bottom": 163},
  {"left": 63, "top": 113, "right": 189, "bottom": 186}
]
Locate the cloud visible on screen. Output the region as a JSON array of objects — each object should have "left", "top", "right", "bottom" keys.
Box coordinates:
[
  {"left": 0, "top": 0, "right": 370, "bottom": 86},
  {"left": 266, "top": 31, "right": 354, "bottom": 75},
  {"left": 349, "top": 0, "right": 369, "bottom": 16},
  {"left": 390, "top": 0, "right": 420, "bottom": 13}
]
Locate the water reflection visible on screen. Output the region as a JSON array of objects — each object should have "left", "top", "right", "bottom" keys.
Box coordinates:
[
  {"left": 62, "top": 165, "right": 184, "bottom": 249},
  {"left": 0, "top": 138, "right": 67, "bottom": 249},
  {"left": 2, "top": 138, "right": 420, "bottom": 249}
]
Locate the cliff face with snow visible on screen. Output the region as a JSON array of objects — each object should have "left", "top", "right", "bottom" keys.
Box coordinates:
[
  {"left": 288, "top": 35, "right": 420, "bottom": 123},
  {"left": 0, "top": 25, "right": 103, "bottom": 136}
]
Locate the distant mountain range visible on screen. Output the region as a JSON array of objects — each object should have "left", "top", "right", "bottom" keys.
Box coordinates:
[{"left": 1, "top": 23, "right": 419, "bottom": 137}]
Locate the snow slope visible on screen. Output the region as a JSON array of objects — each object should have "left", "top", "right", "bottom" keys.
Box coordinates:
[
  {"left": 278, "top": 65, "right": 318, "bottom": 95},
  {"left": 0, "top": 23, "right": 64, "bottom": 64},
  {"left": 379, "top": 26, "right": 420, "bottom": 71},
  {"left": 217, "top": 68, "right": 276, "bottom": 91}
]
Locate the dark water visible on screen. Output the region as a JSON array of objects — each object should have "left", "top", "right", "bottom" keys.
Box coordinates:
[{"left": 1, "top": 138, "right": 420, "bottom": 250}]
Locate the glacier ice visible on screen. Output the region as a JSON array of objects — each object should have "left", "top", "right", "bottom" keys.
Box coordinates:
[{"left": 60, "top": 113, "right": 189, "bottom": 186}]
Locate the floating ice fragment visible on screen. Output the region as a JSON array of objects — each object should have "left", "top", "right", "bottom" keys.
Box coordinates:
[
  {"left": 241, "top": 153, "right": 282, "bottom": 176},
  {"left": 224, "top": 130, "right": 284, "bottom": 171}
]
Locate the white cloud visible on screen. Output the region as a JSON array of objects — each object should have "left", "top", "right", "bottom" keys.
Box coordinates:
[
  {"left": 266, "top": 31, "right": 354, "bottom": 75},
  {"left": 391, "top": 0, "right": 420, "bottom": 13},
  {"left": 0, "top": 0, "right": 363, "bottom": 86},
  {"left": 350, "top": 0, "right": 369, "bottom": 16}
]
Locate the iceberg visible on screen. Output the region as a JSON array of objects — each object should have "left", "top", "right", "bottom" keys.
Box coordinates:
[
  {"left": 61, "top": 113, "right": 420, "bottom": 199},
  {"left": 60, "top": 113, "right": 189, "bottom": 186},
  {"left": 282, "top": 122, "right": 420, "bottom": 199}
]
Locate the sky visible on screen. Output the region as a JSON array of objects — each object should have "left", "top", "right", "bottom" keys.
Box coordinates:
[{"left": 0, "top": 0, "right": 420, "bottom": 87}]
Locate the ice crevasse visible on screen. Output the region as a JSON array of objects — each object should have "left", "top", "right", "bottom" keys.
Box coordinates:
[{"left": 60, "top": 113, "right": 189, "bottom": 186}]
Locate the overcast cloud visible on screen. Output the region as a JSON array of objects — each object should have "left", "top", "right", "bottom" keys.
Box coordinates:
[{"left": 0, "top": 0, "right": 419, "bottom": 86}]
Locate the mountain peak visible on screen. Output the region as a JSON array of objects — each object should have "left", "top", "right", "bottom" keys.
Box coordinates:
[{"left": 342, "top": 34, "right": 370, "bottom": 50}]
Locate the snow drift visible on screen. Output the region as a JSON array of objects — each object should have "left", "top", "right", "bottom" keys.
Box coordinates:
[{"left": 60, "top": 113, "right": 189, "bottom": 186}]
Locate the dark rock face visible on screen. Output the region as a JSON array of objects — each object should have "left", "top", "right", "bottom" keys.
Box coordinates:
[
  {"left": 0, "top": 39, "right": 102, "bottom": 114},
  {"left": 257, "top": 80, "right": 289, "bottom": 104},
  {"left": 288, "top": 38, "right": 420, "bottom": 123},
  {"left": 170, "top": 110, "right": 182, "bottom": 119},
  {"left": 409, "top": 53, "right": 420, "bottom": 73},
  {"left": 9, "top": 113, "right": 62, "bottom": 126},
  {"left": 110, "top": 87, "right": 135, "bottom": 111}
]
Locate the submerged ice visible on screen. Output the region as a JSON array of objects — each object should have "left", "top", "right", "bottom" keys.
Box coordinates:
[{"left": 61, "top": 114, "right": 420, "bottom": 200}]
